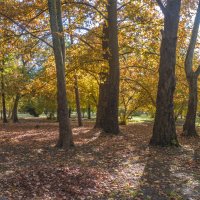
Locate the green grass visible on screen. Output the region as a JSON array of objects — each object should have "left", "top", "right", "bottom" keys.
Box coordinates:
[{"left": 128, "top": 115, "right": 153, "bottom": 123}]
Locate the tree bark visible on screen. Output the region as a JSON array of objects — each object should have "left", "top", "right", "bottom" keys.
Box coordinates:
[
  {"left": 183, "top": 0, "right": 200, "bottom": 136},
  {"left": 48, "top": 0, "right": 74, "bottom": 149},
  {"left": 95, "top": 21, "right": 109, "bottom": 128},
  {"left": 183, "top": 75, "right": 198, "bottom": 136},
  {"left": 1, "top": 67, "right": 7, "bottom": 123},
  {"left": 95, "top": 79, "right": 108, "bottom": 128},
  {"left": 74, "top": 74, "right": 83, "bottom": 127},
  {"left": 12, "top": 94, "right": 20, "bottom": 123},
  {"left": 95, "top": 0, "right": 120, "bottom": 134},
  {"left": 150, "top": 0, "right": 181, "bottom": 146}
]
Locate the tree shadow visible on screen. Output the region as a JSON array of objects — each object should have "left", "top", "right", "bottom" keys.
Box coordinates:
[
  {"left": 1, "top": 122, "right": 200, "bottom": 199},
  {"left": 0, "top": 122, "right": 152, "bottom": 199},
  {"left": 194, "top": 147, "right": 200, "bottom": 163},
  {"left": 138, "top": 146, "right": 200, "bottom": 200}
]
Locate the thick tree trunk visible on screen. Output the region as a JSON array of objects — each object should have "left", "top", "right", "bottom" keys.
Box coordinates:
[
  {"left": 48, "top": 0, "right": 74, "bottom": 149},
  {"left": 1, "top": 69, "right": 7, "bottom": 123},
  {"left": 95, "top": 0, "right": 120, "bottom": 134},
  {"left": 95, "top": 22, "right": 109, "bottom": 129},
  {"left": 183, "top": 0, "right": 200, "bottom": 137},
  {"left": 150, "top": 0, "right": 181, "bottom": 146},
  {"left": 183, "top": 75, "right": 198, "bottom": 136},
  {"left": 102, "top": 0, "right": 120, "bottom": 134},
  {"left": 12, "top": 94, "right": 20, "bottom": 123},
  {"left": 74, "top": 74, "right": 83, "bottom": 127},
  {"left": 95, "top": 80, "right": 108, "bottom": 128}
]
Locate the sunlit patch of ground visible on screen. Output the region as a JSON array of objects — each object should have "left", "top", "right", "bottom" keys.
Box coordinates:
[{"left": 0, "top": 120, "right": 200, "bottom": 199}]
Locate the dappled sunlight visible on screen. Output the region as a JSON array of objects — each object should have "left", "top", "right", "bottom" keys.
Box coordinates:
[
  {"left": 1, "top": 0, "right": 200, "bottom": 198},
  {"left": 78, "top": 130, "right": 101, "bottom": 145},
  {"left": 111, "top": 150, "right": 148, "bottom": 191},
  {"left": 169, "top": 146, "right": 200, "bottom": 199},
  {"left": 0, "top": 121, "right": 200, "bottom": 199},
  {"left": 72, "top": 127, "right": 91, "bottom": 136}
]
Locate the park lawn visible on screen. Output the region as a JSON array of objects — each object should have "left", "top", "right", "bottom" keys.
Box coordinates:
[{"left": 0, "top": 120, "right": 200, "bottom": 200}]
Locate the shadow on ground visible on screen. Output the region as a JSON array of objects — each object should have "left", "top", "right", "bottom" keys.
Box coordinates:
[{"left": 0, "top": 120, "right": 200, "bottom": 199}]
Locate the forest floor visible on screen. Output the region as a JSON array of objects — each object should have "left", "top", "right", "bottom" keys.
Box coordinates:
[{"left": 0, "top": 119, "right": 200, "bottom": 200}]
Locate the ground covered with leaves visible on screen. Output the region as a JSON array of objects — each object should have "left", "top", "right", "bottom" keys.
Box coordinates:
[{"left": 0, "top": 119, "right": 200, "bottom": 200}]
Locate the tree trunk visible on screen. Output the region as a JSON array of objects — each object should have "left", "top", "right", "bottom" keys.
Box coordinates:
[
  {"left": 120, "top": 109, "right": 127, "bottom": 125},
  {"left": 95, "top": 21, "right": 109, "bottom": 128},
  {"left": 48, "top": 0, "right": 74, "bottom": 149},
  {"left": 74, "top": 74, "right": 83, "bottom": 127},
  {"left": 1, "top": 68, "right": 7, "bottom": 123},
  {"left": 183, "top": 0, "right": 200, "bottom": 137},
  {"left": 150, "top": 0, "right": 181, "bottom": 146},
  {"left": 95, "top": 80, "right": 108, "bottom": 128},
  {"left": 87, "top": 104, "right": 91, "bottom": 119},
  {"left": 175, "top": 102, "right": 184, "bottom": 122},
  {"left": 69, "top": 106, "right": 71, "bottom": 118},
  {"left": 95, "top": 0, "right": 120, "bottom": 134},
  {"left": 12, "top": 94, "right": 20, "bottom": 123},
  {"left": 183, "top": 75, "right": 198, "bottom": 136},
  {"left": 103, "top": 0, "right": 120, "bottom": 134}
]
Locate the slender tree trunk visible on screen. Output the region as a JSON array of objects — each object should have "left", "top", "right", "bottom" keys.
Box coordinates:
[
  {"left": 12, "top": 94, "right": 20, "bottom": 123},
  {"left": 87, "top": 104, "right": 91, "bottom": 119},
  {"left": 120, "top": 109, "right": 127, "bottom": 125},
  {"left": 8, "top": 109, "right": 12, "bottom": 119},
  {"left": 150, "top": 0, "right": 181, "bottom": 146},
  {"left": 74, "top": 74, "right": 83, "bottom": 127},
  {"left": 95, "top": 0, "right": 120, "bottom": 134},
  {"left": 48, "top": 0, "right": 74, "bottom": 149},
  {"left": 175, "top": 103, "right": 184, "bottom": 122},
  {"left": 68, "top": 106, "right": 71, "bottom": 118},
  {"left": 183, "top": 0, "right": 200, "bottom": 137},
  {"left": 183, "top": 75, "right": 198, "bottom": 136},
  {"left": 1, "top": 68, "right": 7, "bottom": 123}
]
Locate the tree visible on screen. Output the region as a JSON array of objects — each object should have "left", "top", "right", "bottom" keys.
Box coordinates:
[
  {"left": 12, "top": 94, "right": 20, "bottom": 123},
  {"left": 183, "top": 0, "right": 200, "bottom": 137},
  {"left": 95, "top": 0, "right": 120, "bottom": 134},
  {"left": 150, "top": 0, "right": 181, "bottom": 146},
  {"left": 0, "top": 65, "right": 7, "bottom": 123},
  {"left": 74, "top": 74, "right": 83, "bottom": 126},
  {"left": 48, "top": 0, "right": 74, "bottom": 149},
  {"left": 95, "top": 22, "right": 110, "bottom": 129}
]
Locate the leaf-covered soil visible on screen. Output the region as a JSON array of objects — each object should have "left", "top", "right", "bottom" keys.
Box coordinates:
[{"left": 0, "top": 119, "right": 200, "bottom": 200}]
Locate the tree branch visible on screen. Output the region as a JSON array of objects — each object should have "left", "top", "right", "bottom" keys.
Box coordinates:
[
  {"left": 0, "top": 12, "right": 53, "bottom": 48},
  {"left": 195, "top": 65, "right": 200, "bottom": 76},
  {"left": 185, "top": 0, "right": 200, "bottom": 77},
  {"left": 64, "top": 1, "right": 107, "bottom": 19}
]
